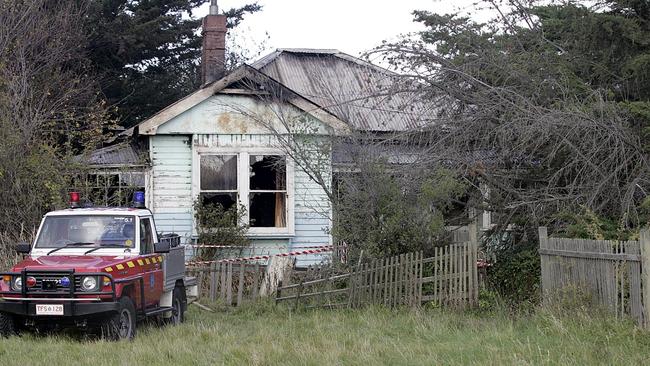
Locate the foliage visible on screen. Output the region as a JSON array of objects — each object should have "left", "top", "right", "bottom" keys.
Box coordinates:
[
  {"left": 371, "top": 0, "right": 650, "bottom": 232},
  {"left": 0, "top": 0, "right": 112, "bottom": 240},
  {"left": 193, "top": 199, "right": 249, "bottom": 260},
  {"left": 332, "top": 157, "right": 467, "bottom": 261},
  {"left": 84, "top": 0, "right": 263, "bottom": 126},
  {"left": 1, "top": 305, "right": 649, "bottom": 365},
  {"left": 553, "top": 208, "right": 636, "bottom": 240},
  {"left": 486, "top": 243, "right": 541, "bottom": 307}
]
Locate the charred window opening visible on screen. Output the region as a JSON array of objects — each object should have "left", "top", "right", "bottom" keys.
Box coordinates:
[
  {"left": 71, "top": 171, "right": 145, "bottom": 207},
  {"left": 200, "top": 155, "right": 238, "bottom": 211},
  {"left": 249, "top": 155, "right": 287, "bottom": 228}
]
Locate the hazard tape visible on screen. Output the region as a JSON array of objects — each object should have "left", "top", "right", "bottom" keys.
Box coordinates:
[
  {"left": 186, "top": 246, "right": 334, "bottom": 266},
  {"left": 187, "top": 244, "right": 335, "bottom": 250}
]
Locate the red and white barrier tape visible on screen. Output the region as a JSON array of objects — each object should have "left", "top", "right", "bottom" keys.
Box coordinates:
[
  {"left": 186, "top": 246, "right": 334, "bottom": 266},
  {"left": 187, "top": 244, "right": 333, "bottom": 250}
]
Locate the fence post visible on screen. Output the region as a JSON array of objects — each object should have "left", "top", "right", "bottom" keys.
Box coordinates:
[
  {"left": 639, "top": 229, "right": 650, "bottom": 327},
  {"left": 275, "top": 280, "right": 282, "bottom": 304},
  {"left": 469, "top": 222, "right": 479, "bottom": 306},
  {"left": 237, "top": 263, "right": 245, "bottom": 307},
  {"left": 539, "top": 227, "right": 548, "bottom": 297}
]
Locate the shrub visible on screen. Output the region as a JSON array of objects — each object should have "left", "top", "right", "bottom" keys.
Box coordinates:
[{"left": 193, "top": 200, "right": 249, "bottom": 260}]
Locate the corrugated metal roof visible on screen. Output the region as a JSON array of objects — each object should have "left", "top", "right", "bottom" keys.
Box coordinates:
[
  {"left": 75, "top": 143, "right": 145, "bottom": 167},
  {"left": 250, "top": 49, "right": 436, "bottom": 132}
]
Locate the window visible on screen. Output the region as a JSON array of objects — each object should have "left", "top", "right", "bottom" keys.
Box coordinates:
[
  {"left": 34, "top": 216, "right": 136, "bottom": 248},
  {"left": 200, "top": 155, "right": 238, "bottom": 211},
  {"left": 249, "top": 155, "right": 287, "bottom": 228},
  {"left": 140, "top": 218, "right": 153, "bottom": 254},
  {"left": 197, "top": 152, "right": 292, "bottom": 234},
  {"left": 70, "top": 171, "right": 145, "bottom": 207}
]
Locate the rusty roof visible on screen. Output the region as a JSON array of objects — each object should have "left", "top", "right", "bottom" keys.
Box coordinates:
[{"left": 250, "top": 49, "right": 436, "bottom": 132}]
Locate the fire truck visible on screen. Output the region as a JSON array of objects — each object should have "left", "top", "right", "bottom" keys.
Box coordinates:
[{"left": 0, "top": 192, "right": 197, "bottom": 340}]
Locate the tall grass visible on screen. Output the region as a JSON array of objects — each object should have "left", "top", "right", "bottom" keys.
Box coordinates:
[{"left": 0, "top": 303, "right": 649, "bottom": 365}]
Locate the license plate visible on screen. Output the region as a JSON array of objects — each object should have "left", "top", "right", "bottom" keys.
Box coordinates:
[{"left": 36, "top": 304, "right": 64, "bottom": 316}]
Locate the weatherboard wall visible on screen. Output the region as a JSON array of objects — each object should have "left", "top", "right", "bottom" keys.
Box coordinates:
[{"left": 148, "top": 93, "right": 333, "bottom": 266}]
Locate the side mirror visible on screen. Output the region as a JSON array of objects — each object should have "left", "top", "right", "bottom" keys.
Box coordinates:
[
  {"left": 15, "top": 242, "right": 30, "bottom": 254},
  {"left": 154, "top": 241, "right": 170, "bottom": 254}
]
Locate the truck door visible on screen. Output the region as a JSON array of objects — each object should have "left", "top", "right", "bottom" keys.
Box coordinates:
[{"left": 139, "top": 217, "right": 164, "bottom": 307}]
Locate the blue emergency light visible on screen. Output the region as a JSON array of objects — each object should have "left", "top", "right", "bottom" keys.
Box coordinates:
[
  {"left": 132, "top": 191, "right": 146, "bottom": 208},
  {"left": 60, "top": 277, "right": 70, "bottom": 287}
]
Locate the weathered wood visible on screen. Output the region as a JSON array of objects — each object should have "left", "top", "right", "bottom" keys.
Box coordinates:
[
  {"left": 219, "top": 262, "right": 227, "bottom": 301},
  {"left": 237, "top": 263, "right": 245, "bottom": 306},
  {"left": 540, "top": 227, "right": 646, "bottom": 327},
  {"left": 538, "top": 248, "right": 641, "bottom": 262},
  {"left": 226, "top": 262, "right": 233, "bottom": 305},
  {"left": 209, "top": 262, "right": 217, "bottom": 301},
  {"left": 275, "top": 280, "right": 283, "bottom": 304},
  {"left": 640, "top": 229, "right": 650, "bottom": 327},
  {"left": 252, "top": 262, "right": 260, "bottom": 300}
]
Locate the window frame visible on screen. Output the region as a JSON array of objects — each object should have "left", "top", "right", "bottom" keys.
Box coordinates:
[{"left": 193, "top": 147, "right": 295, "bottom": 237}]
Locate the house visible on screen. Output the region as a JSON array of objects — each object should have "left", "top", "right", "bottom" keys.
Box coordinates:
[{"left": 85, "top": 6, "right": 439, "bottom": 265}]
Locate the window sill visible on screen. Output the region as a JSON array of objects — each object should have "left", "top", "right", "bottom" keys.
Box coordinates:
[{"left": 245, "top": 231, "right": 295, "bottom": 239}]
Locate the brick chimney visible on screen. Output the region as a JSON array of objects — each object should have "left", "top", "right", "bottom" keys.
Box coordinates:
[{"left": 201, "top": 0, "right": 227, "bottom": 85}]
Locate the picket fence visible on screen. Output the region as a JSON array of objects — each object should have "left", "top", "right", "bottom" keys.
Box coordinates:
[{"left": 275, "top": 240, "right": 479, "bottom": 309}]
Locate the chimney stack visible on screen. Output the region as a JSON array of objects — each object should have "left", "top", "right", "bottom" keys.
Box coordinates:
[{"left": 201, "top": 0, "right": 227, "bottom": 85}]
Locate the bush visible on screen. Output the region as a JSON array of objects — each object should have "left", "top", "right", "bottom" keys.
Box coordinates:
[
  {"left": 332, "top": 163, "right": 466, "bottom": 261},
  {"left": 193, "top": 200, "right": 249, "bottom": 260},
  {"left": 484, "top": 228, "right": 541, "bottom": 307}
]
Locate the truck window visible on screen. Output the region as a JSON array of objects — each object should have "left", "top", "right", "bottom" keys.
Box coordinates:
[
  {"left": 34, "top": 216, "right": 136, "bottom": 248},
  {"left": 140, "top": 218, "right": 154, "bottom": 254}
]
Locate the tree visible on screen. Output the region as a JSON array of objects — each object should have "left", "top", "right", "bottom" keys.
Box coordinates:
[
  {"left": 370, "top": 0, "right": 650, "bottom": 234},
  {"left": 0, "top": 0, "right": 109, "bottom": 237},
  {"left": 84, "top": 0, "right": 262, "bottom": 127}
]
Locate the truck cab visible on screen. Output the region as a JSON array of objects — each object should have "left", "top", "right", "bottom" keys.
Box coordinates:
[{"left": 0, "top": 193, "right": 197, "bottom": 340}]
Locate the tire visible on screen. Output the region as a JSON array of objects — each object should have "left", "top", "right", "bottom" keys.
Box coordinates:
[
  {"left": 164, "top": 286, "right": 185, "bottom": 325},
  {"left": 0, "top": 312, "right": 15, "bottom": 338},
  {"left": 102, "top": 297, "right": 137, "bottom": 341}
]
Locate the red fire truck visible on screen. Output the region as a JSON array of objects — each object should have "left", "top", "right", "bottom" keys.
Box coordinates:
[{"left": 0, "top": 192, "right": 197, "bottom": 340}]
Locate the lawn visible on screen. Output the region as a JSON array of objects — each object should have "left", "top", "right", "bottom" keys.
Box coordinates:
[{"left": 1, "top": 303, "right": 649, "bottom": 365}]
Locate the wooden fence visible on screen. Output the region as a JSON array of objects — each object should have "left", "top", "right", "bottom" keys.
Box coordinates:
[
  {"left": 539, "top": 227, "right": 647, "bottom": 325},
  {"left": 276, "top": 239, "right": 479, "bottom": 309},
  {"left": 187, "top": 262, "right": 267, "bottom": 306}
]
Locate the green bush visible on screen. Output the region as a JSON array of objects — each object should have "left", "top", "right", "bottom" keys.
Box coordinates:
[
  {"left": 193, "top": 200, "right": 249, "bottom": 260},
  {"left": 332, "top": 163, "right": 466, "bottom": 261},
  {"left": 484, "top": 229, "right": 541, "bottom": 308}
]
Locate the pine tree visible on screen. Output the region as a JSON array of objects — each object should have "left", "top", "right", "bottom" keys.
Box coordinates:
[{"left": 85, "top": 0, "right": 261, "bottom": 127}]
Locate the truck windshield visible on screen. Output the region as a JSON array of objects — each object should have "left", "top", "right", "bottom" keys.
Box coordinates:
[{"left": 35, "top": 215, "right": 136, "bottom": 249}]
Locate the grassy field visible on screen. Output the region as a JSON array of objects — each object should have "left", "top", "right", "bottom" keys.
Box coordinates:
[{"left": 1, "top": 302, "right": 649, "bottom": 365}]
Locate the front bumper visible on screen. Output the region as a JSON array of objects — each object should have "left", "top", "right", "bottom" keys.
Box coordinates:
[
  {"left": 0, "top": 300, "right": 120, "bottom": 317},
  {"left": 0, "top": 269, "right": 119, "bottom": 318}
]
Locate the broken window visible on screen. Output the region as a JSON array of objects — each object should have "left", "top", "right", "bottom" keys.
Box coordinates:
[
  {"left": 197, "top": 152, "right": 291, "bottom": 232},
  {"left": 249, "top": 155, "right": 287, "bottom": 228},
  {"left": 200, "top": 155, "right": 238, "bottom": 211}
]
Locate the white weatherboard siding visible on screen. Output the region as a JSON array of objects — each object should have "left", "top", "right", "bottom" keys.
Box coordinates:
[
  {"left": 150, "top": 135, "right": 194, "bottom": 244},
  {"left": 148, "top": 93, "right": 334, "bottom": 266}
]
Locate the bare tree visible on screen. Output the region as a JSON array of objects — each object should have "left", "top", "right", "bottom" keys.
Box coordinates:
[{"left": 0, "top": 0, "right": 111, "bottom": 237}]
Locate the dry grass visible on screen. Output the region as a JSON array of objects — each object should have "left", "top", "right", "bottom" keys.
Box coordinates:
[{"left": 1, "top": 302, "right": 649, "bottom": 365}]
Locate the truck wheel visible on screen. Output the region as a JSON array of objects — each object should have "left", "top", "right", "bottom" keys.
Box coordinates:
[
  {"left": 0, "top": 312, "right": 15, "bottom": 337},
  {"left": 165, "top": 286, "right": 185, "bottom": 325},
  {"left": 102, "top": 297, "right": 136, "bottom": 340}
]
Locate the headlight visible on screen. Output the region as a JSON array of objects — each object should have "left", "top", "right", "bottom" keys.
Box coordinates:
[
  {"left": 12, "top": 276, "right": 22, "bottom": 291},
  {"left": 81, "top": 276, "right": 98, "bottom": 291}
]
